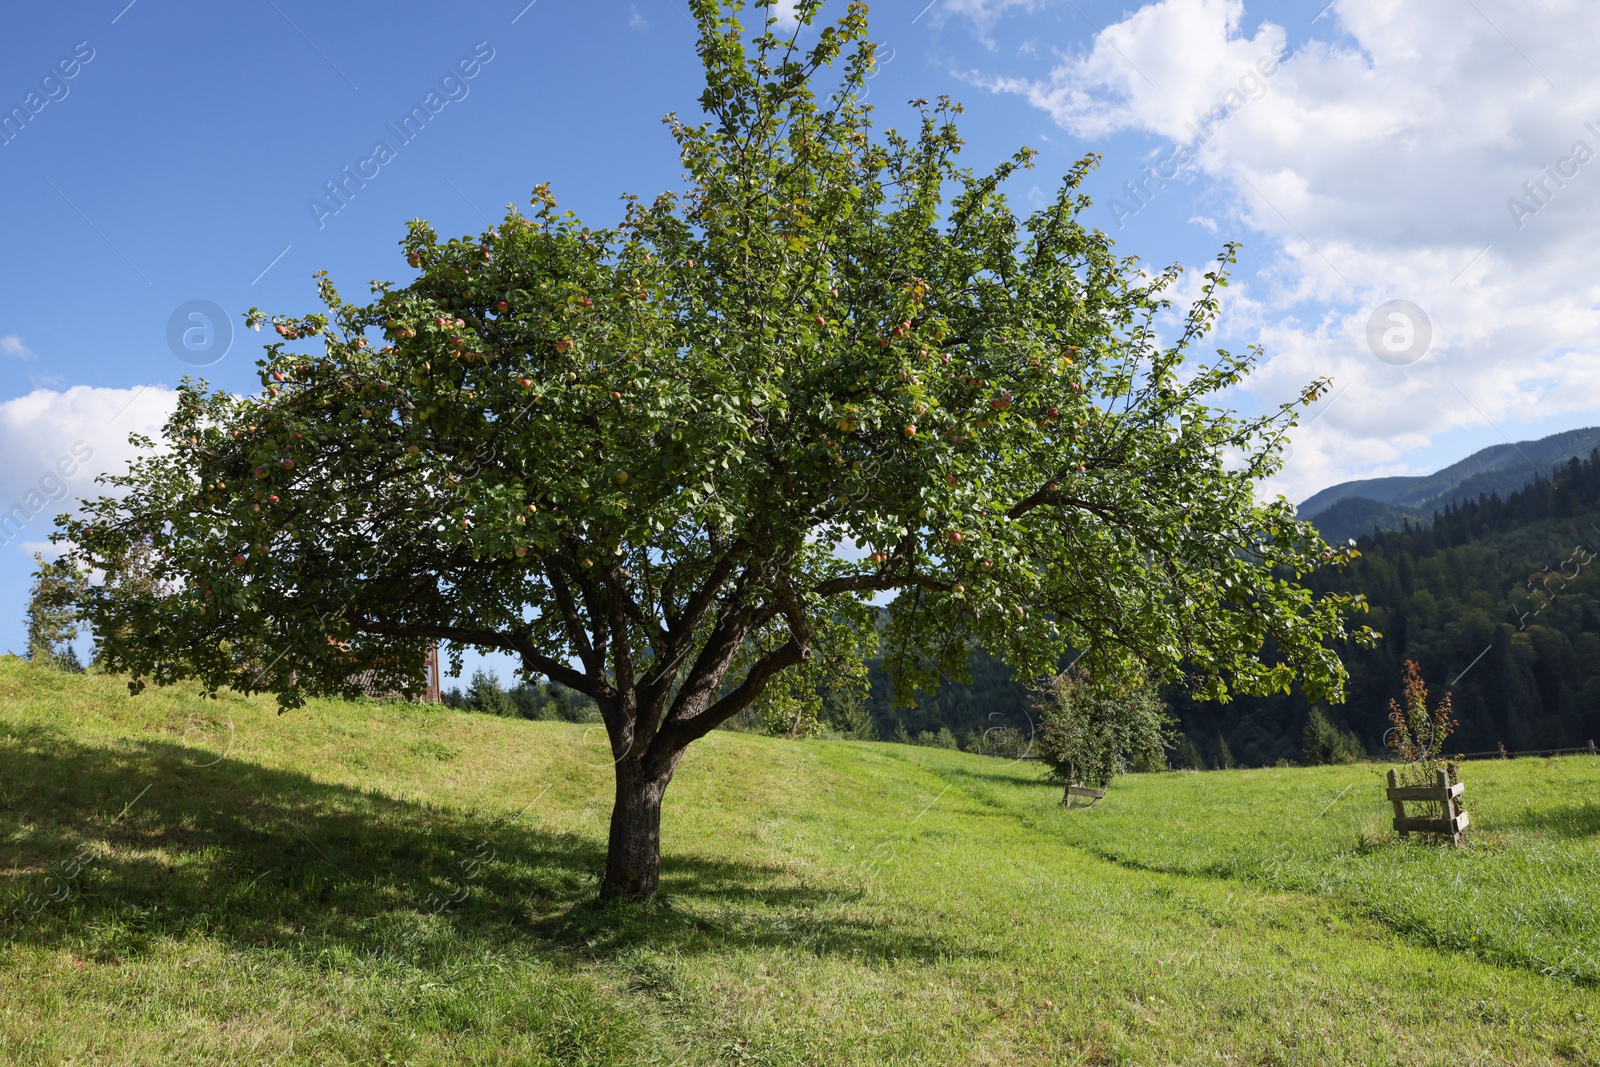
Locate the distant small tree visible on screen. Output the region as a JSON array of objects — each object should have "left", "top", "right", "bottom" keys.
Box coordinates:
[
  {"left": 1385, "top": 660, "right": 1459, "bottom": 802},
  {"left": 1215, "top": 733, "right": 1235, "bottom": 770},
  {"left": 1303, "top": 707, "right": 1364, "bottom": 765},
  {"left": 1173, "top": 734, "right": 1206, "bottom": 771},
  {"left": 24, "top": 553, "right": 86, "bottom": 671},
  {"left": 1033, "top": 670, "right": 1174, "bottom": 797},
  {"left": 819, "top": 679, "right": 876, "bottom": 740},
  {"left": 465, "top": 669, "right": 517, "bottom": 717}
]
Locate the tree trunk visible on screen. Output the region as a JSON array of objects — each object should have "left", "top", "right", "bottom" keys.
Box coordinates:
[{"left": 599, "top": 760, "right": 674, "bottom": 901}]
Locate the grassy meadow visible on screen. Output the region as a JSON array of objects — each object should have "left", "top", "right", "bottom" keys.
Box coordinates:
[{"left": 1, "top": 655, "right": 1597, "bottom": 1065}]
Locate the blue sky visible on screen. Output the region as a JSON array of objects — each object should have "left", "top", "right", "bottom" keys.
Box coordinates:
[{"left": 4, "top": 0, "right": 1597, "bottom": 683}]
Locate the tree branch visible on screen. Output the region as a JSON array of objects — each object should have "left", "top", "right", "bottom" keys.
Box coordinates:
[
  {"left": 347, "top": 615, "right": 598, "bottom": 696},
  {"left": 657, "top": 637, "right": 810, "bottom": 755}
]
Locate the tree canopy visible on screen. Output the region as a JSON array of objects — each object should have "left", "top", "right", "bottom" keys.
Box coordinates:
[{"left": 61, "top": 0, "right": 1368, "bottom": 899}]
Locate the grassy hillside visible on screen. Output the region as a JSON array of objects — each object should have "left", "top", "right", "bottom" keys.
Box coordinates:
[{"left": 2, "top": 657, "right": 1598, "bottom": 1065}]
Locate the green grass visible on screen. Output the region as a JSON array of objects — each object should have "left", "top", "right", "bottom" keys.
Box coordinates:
[
  {"left": 2, "top": 655, "right": 1597, "bottom": 1065},
  {"left": 941, "top": 755, "right": 1600, "bottom": 984}
]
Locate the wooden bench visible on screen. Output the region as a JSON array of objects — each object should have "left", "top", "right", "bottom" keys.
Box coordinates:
[{"left": 1064, "top": 784, "right": 1106, "bottom": 808}]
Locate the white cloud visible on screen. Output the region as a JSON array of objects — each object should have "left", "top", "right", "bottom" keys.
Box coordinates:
[
  {"left": 0, "top": 385, "right": 178, "bottom": 552},
  {"left": 1, "top": 335, "right": 36, "bottom": 360},
  {"left": 628, "top": 4, "right": 649, "bottom": 30},
  {"left": 933, "top": 0, "right": 1048, "bottom": 47},
  {"left": 973, "top": 0, "right": 1600, "bottom": 502},
  {"left": 770, "top": 0, "right": 800, "bottom": 28}
]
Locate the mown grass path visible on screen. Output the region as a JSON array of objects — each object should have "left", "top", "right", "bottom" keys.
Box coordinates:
[{"left": 1, "top": 658, "right": 1596, "bottom": 1065}]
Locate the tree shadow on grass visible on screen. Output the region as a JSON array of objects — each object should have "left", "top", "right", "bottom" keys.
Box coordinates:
[
  {"left": 929, "top": 764, "right": 1055, "bottom": 790},
  {"left": 1497, "top": 801, "right": 1600, "bottom": 839},
  {"left": 0, "top": 728, "right": 958, "bottom": 969}
]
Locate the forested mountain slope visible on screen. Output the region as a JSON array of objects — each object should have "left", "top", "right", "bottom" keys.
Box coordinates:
[
  {"left": 1179, "top": 451, "right": 1600, "bottom": 766},
  {"left": 1298, "top": 425, "right": 1600, "bottom": 543}
]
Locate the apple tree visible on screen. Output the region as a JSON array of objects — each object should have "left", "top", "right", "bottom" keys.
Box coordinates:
[{"left": 62, "top": 0, "right": 1371, "bottom": 900}]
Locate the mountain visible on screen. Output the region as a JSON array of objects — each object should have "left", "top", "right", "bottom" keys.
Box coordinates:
[
  {"left": 1298, "top": 426, "right": 1600, "bottom": 543},
  {"left": 1175, "top": 449, "right": 1600, "bottom": 767}
]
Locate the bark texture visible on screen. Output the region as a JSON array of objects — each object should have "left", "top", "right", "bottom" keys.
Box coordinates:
[{"left": 599, "top": 761, "right": 674, "bottom": 900}]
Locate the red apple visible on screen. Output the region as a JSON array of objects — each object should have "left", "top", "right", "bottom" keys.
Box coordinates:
[
  {"left": 268, "top": 495, "right": 279, "bottom": 504},
  {"left": 232, "top": 554, "right": 247, "bottom": 566},
  {"left": 982, "top": 559, "right": 993, "bottom": 569},
  {"left": 253, "top": 465, "right": 267, "bottom": 478},
  {"left": 612, "top": 391, "right": 622, "bottom": 400},
  {"left": 903, "top": 424, "right": 917, "bottom": 436},
  {"left": 1048, "top": 407, "right": 1059, "bottom": 419},
  {"left": 947, "top": 475, "right": 958, "bottom": 486},
  {"left": 497, "top": 300, "right": 509, "bottom": 312},
  {"left": 947, "top": 531, "right": 963, "bottom": 543},
  {"left": 814, "top": 316, "right": 826, "bottom": 326}
]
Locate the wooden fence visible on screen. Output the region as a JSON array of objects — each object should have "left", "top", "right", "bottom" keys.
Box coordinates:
[{"left": 1387, "top": 767, "right": 1468, "bottom": 845}]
